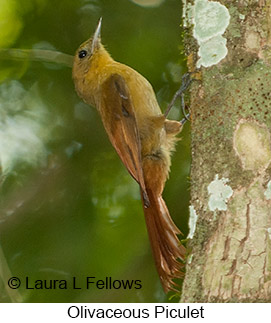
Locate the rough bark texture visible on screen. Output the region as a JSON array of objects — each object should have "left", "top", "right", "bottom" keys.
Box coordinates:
[{"left": 181, "top": 0, "right": 271, "bottom": 302}]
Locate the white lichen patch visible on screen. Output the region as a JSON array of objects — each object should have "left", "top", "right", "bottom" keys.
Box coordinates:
[
  {"left": 187, "top": 205, "right": 198, "bottom": 239},
  {"left": 192, "top": 0, "right": 230, "bottom": 68},
  {"left": 182, "top": 0, "right": 193, "bottom": 28},
  {"left": 264, "top": 181, "right": 271, "bottom": 200},
  {"left": 267, "top": 228, "right": 271, "bottom": 240},
  {"left": 208, "top": 174, "right": 233, "bottom": 211},
  {"left": 187, "top": 254, "right": 193, "bottom": 264},
  {"left": 197, "top": 35, "right": 227, "bottom": 68},
  {"left": 233, "top": 119, "right": 271, "bottom": 172}
]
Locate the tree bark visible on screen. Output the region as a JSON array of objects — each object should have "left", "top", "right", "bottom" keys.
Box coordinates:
[{"left": 181, "top": 0, "right": 271, "bottom": 302}]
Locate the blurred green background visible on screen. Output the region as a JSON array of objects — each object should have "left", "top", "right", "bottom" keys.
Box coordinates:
[{"left": 0, "top": 0, "right": 190, "bottom": 302}]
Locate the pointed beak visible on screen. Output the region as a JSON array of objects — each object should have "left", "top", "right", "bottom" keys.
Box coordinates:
[{"left": 91, "top": 17, "right": 102, "bottom": 53}]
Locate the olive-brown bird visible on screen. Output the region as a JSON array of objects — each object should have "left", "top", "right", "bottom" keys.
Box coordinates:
[{"left": 72, "top": 18, "right": 186, "bottom": 293}]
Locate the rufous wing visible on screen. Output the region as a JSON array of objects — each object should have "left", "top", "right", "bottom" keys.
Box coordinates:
[{"left": 99, "top": 73, "right": 149, "bottom": 207}]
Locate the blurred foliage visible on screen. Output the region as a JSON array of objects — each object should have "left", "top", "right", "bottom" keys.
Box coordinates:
[{"left": 0, "top": 0, "right": 190, "bottom": 302}]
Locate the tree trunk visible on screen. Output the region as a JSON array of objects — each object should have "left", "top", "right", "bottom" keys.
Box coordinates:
[{"left": 181, "top": 0, "right": 271, "bottom": 302}]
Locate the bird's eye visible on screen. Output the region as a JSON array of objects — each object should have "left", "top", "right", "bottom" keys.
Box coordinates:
[{"left": 78, "top": 50, "right": 88, "bottom": 59}]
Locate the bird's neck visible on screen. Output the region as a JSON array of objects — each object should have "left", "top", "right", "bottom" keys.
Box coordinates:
[
  {"left": 77, "top": 46, "right": 113, "bottom": 107},
  {"left": 91, "top": 45, "right": 114, "bottom": 74}
]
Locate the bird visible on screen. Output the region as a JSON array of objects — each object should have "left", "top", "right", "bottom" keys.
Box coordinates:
[{"left": 72, "top": 18, "right": 186, "bottom": 293}]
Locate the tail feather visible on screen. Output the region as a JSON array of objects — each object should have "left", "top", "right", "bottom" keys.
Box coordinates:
[{"left": 141, "top": 188, "right": 186, "bottom": 293}]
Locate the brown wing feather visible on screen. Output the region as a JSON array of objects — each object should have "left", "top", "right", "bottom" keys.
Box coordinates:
[{"left": 99, "top": 73, "right": 149, "bottom": 206}]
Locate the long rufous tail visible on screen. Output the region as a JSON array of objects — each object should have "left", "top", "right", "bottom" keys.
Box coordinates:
[{"left": 141, "top": 187, "right": 186, "bottom": 293}]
